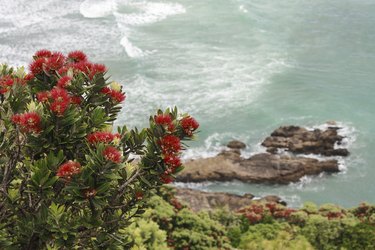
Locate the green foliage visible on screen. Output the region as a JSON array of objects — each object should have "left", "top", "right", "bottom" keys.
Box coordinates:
[
  {"left": 341, "top": 223, "right": 375, "bottom": 250},
  {"left": 0, "top": 51, "right": 199, "bottom": 249},
  {"left": 120, "top": 218, "right": 168, "bottom": 250},
  {"left": 128, "top": 190, "right": 231, "bottom": 250}
]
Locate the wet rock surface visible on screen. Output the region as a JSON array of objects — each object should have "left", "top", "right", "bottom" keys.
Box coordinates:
[
  {"left": 261, "top": 126, "right": 349, "bottom": 156},
  {"left": 176, "top": 124, "right": 349, "bottom": 184}
]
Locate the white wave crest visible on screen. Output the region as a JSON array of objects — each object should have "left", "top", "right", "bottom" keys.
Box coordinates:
[
  {"left": 120, "top": 36, "right": 152, "bottom": 58},
  {"left": 80, "top": 0, "right": 117, "bottom": 18},
  {"left": 113, "top": 1, "right": 185, "bottom": 57},
  {"left": 114, "top": 2, "right": 186, "bottom": 26}
]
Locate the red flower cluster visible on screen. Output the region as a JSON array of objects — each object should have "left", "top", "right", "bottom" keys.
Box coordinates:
[
  {"left": 155, "top": 114, "right": 175, "bottom": 131},
  {"left": 11, "top": 112, "right": 41, "bottom": 133},
  {"left": 159, "top": 135, "right": 181, "bottom": 154},
  {"left": 326, "top": 211, "right": 344, "bottom": 220},
  {"left": 100, "top": 87, "right": 126, "bottom": 103},
  {"left": 273, "top": 208, "right": 296, "bottom": 219},
  {"left": 36, "top": 87, "right": 77, "bottom": 116},
  {"left": 24, "top": 73, "right": 35, "bottom": 82},
  {"left": 67, "top": 51, "right": 87, "bottom": 63},
  {"left": 36, "top": 91, "right": 50, "bottom": 102},
  {"left": 160, "top": 173, "right": 174, "bottom": 184},
  {"left": 163, "top": 154, "right": 182, "bottom": 175},
  {"left": 30, "top": 51, "right": 65, "bottom": 74},
  {"left": 180, "top": 116, "right": 199, "bottom": 136},
  {"left": 237, "top": 202, "right": 296, "bottom": 224},
  {"left": 155, "top": 114, "right": 172, "bottom": 125},
  {"left": 159, "top": 135, "right": 183, "bottom": 183},
  {"left": 56, "top": 161, "right": 81, "bottom": 180},
  {"left": 103, "top": 146, "right": 122, "bottom": 163},
  {"left": 57, "top": 76, "right": 72, "bottom": 88},
  {"left": 50, "top": 87, "right": 71, "bottom": 116},
  {"left": 87, "top": 131, "right": 120, "bottom": 144},
  {"left": 70, "top": 96, "right": 82, "bottom": 105},
  {"left": 0, "top": 75, "right": 14, "bottom": 94},
  {"left": 29, "top": 49, "right": 107, "bottom": 80}
]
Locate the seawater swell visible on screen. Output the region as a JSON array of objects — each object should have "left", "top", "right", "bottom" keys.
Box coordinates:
[{"left": 80, "top": 0, "right": 186, "bottom": 58}]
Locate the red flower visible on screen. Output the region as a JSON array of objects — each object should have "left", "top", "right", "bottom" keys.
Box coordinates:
[
  {"left": 11, "top": 112, "right": 41, "bottom": 133},
  {"left": 57, "top": 160, "right": 81, "bottom": 180},
  {"left": 49, "top": 87, "right": 71, "bottom": 116},
  {"left": 180, "top": 116, "right": 199, "bottom": 136},
  {"left": 101, "top": 87, "right": 126, "bottom": 103},
  {"left": 57, "top": 76, "right": 72, "bottom": 88},
  {"left": 50, "top": 101, "right": 69, "bottom": 116},
  {"left": 103, "top": 146, "right": 122, "bottom": 163},
  {"left": 90, "top": 63, "right": 106, "bottom": 76},
  {"left": 0, "top": 75, "right": 14, "bottom": 94},
  {"left": 29, "top": 58, "right": 46, "bottom": 75},
  {"left": 67, "top": 50, "right": 87, "bottom": 63},
  {"left": 163, "top": 155, "right": 181, "bottom": 171},
  {"left": 36, "top": 91, "right": 50, "bottom": 103},
  {"left": 71, "top": 96, "right": 82, "bottom": 105},
  {"left": 87, "top": 131, "right": 115, "bottom": 144},
  {"left": 245, "top": 212, "right": 262, "bottom": 224},
  {"left": 100, "top": 87, "right": 111, "bottom": 95},
  {"left": 72, "top": 61, "right": 91, "bottom": 75},
  {"left": 265, "top": 202, "right": 277, "bottom": 214},
  {"left": 109, "top": 90, "right": 126, "bottom": 103},
  {"left": 24, "top": 73, "right": 34, "bottom": 82},
  {"left": 11, "top": 114, "right": 22, "bottom": 124},
  {"left": 155, "top": 114, "right": 172, "bottom": 126},
  {"left": 34, "top": 49, "right": 52, "bottom": 58},
  {"left": 57, "top": 66, "right": 69, "bottom": 76},
  {"left": 20, "top": 112, "right": 41, "bottom": 133},
  {"left": 44, "top": 52, "right": 65, "bottom": 72},
  {"left": 159, "top": 135, "right": 181, "bottom": 154},
  {"left": 160, "top": 174, "right": 174, "bottom": 184},
  {"left": 50, "top": 87, "right": 70, "bottom": 103}
]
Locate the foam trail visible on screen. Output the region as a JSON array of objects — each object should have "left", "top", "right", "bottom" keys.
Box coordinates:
[
  {"left": 113, "top": 1, "right": 186, "bottom": 57},
  {"left": 80, "top": 0, "right": 117, "bottom": 18},
  {"left": 120, "top": 36, "right": 146, "bottom": 58},
  {"left": 114, "top": 2, "right": 186, "bottom": 26}
]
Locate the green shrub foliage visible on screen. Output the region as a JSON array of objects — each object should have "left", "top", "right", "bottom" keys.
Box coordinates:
[{"left": 0, "top": 50, "right": 199, "bottom": 249}]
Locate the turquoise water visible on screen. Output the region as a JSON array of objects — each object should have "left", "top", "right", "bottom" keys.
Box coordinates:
[{"left": 1, "top": 0, "right": 375, "bottom": 207}]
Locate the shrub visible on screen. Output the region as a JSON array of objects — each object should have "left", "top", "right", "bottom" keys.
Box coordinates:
[
  {"left": 341, "top": 223, "right": 375, "bottom": 250},
  {"left": 120, "top": 218, "right": 169, "bottom": 250},
  {"left": 0, "top": 50, "right": 199, "bottom": 249}
]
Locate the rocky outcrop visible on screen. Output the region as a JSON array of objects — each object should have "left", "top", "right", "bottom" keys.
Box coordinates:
[
  {"left": 176, "top": 153, "right": 338, "bottom": 184},
  {"left": 176, "top": 124, "right": 348, "bottom": 184},
  {"left": 261, "top": 126, "right": 349, "bottom": 156},
  {"left": 227, "top": 140, "right": 247, "bottom": 150},
  {"left": 174, "top": 187, "right": 286, "bottom": 212}
]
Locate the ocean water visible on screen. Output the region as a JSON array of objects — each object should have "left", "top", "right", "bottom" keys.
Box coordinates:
[{"left": 1, "top": 0, "right": 375, "bottom": 207}]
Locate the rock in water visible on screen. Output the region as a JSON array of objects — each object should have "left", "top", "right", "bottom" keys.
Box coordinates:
[
  {"left": 262, "top": 125, "right": 349, "bottom": 156},
  {"left": 176, "top": 124, "right": 349, "bottom": 184},
  {"left": 227, "top": 140, "right": 247, "bottom": 149},
  {"left": 176, "top": 153, "right": 339, "bottom": 184}
]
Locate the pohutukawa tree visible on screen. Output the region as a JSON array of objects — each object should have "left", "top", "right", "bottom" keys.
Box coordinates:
[{"left": 0, "top": 50, "right": 199, "bottom": 249}]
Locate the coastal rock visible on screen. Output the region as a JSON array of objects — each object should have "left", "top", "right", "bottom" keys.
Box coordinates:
[
  {"left": 261, "top": 125, "right": 349, "bottom": 156},
  {"left": 174, "top": 187, "right": 286, "bottom": 212},
  {"left": 227, "top": 140, "right": 247, "bottom": 150},
  {"left": 176, "top": 153, "right": 339, "bottom": 184}
]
